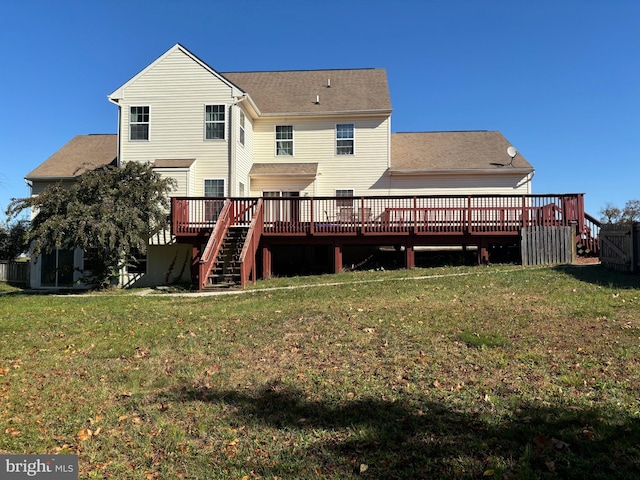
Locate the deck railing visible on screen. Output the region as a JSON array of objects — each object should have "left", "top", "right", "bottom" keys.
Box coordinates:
[
  {"left": 239, "top": 199, "right": 264, "bottom": 287},
  {"left": 172, "top": 194, "right": 589, "bottom": 238}
]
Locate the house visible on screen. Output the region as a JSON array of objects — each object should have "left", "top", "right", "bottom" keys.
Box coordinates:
[{"left": 26, "top": 43, "right": 544, "bottom": 289}]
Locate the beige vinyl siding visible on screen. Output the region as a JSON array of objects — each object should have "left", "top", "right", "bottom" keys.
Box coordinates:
[
  {"left": 252, "top": 116, "right": 389, "bottom": 196},
  {"left": 250, "top": 178, "right": 316, "bottom": 197},
  {"left": 30, "top": 180, "right": 75, "bottom": 196},
  {"left": 386, "top": 173, "right": 533, "bottom": 196},
  {"left": 153, "top": 168, "right": 191, "bottom": 197},
  {"left": 117, "top": 48, "right": 236, "bottom": 197},
  {"left": 233, "top": 105, "right": 254, "bottom": 197}
]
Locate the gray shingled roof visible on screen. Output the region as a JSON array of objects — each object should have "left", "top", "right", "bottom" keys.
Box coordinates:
[
  {"left": 26, "top": 134, "right": 117, "bottom": 180},
  {"left": 223, "top": 69, "right": 391, "bottom": 116},
  {"left": 390, "top": 131, "right": 534, "bottom": 173}
]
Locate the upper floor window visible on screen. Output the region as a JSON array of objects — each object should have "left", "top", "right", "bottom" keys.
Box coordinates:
[
  {"left": 276, "top": 125, "right": 293, "bottom": 156},
  {"left": 336, "top": 124, "right": 354, "bottom": 155},
  {"left": 130, "top": 106, "right": 149, "bottom": 140},
  {"left": 239, "top": 111, "right": 246, "bottom": 146},
  {"left": 205, "top": 105, "right": 225, "bottom": 140}
]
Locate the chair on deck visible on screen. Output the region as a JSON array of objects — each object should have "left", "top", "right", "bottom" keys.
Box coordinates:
[{"left": 339, "top": 207, "right": 355, "bottom": 223}]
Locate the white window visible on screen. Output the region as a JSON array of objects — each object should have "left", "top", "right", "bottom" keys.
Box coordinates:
[
  {"left": 204, "top": 179, "right": 225, "bottom": 197},
  {"left": 205, "top": 105, "right": 225, "bottom": 140},
  {"left": 276, "top": 125, "right": 293, "bottom": 156},
  {"left": 336, "top": 189, "right": 354, "bottom": 207},
  {"left": 239, "top": 111, "right": 246, "bottom": 146},
  {"left": 336, "top": 124, "right": 354, "bottom": 155},
  {"left": 130, "top": 106, "right": 149, "bottom": 140},
  {"left": 204, "top": 179, "right": 225, "bottom": 221}
]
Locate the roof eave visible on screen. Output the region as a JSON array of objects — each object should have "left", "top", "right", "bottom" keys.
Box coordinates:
[
  {"left": 389, "top": 168, "right": 534, "bottom": 176},
  {"left": 260, "top": 109, "right": 392, "bottom": 118},
  {"left": 25, "top": 175, "right": 78, "bottom": 182}
]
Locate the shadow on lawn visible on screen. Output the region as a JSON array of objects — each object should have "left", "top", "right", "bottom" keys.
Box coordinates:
[
  {"left": 170, "top": 381, "right": 640, "bottom": 479},
  {"left": 553, "top": 264, "right": 640, "bottom": 290}
]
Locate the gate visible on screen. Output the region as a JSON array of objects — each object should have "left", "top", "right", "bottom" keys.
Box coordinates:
[
  {"left": 521, "top": 226, "right": 575, "bottom": 266},
  {"left": 600, "top": 223, "right": 639, "bottom": 273}
]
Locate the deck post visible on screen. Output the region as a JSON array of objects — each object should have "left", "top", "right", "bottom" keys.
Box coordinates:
[
  {"left": 405, "top": 239, "right": 415, "bottom": 269},
  {"left": 478, "top": 239, "right": 489, "bottom": 265},
  {"left": 262, "top": 243, "right": 272, "bottom": 279},
  {"left": 334, "top": 243, "right": 343, "bottom": 273},
  {"left": 191, "top": 244, "right": 202, "bottom": 288}
]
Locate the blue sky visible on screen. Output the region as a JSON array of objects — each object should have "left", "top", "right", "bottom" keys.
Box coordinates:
[{"left": 1, "top": 0, "right": 638, "bottom": 219}]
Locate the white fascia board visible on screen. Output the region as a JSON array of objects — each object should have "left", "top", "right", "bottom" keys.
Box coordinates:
[{"left": 389, "top": 168, "right": 534, "bottom": 176}]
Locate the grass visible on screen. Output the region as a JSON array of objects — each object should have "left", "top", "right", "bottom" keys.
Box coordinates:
[{"left": 1, "top": 264, "right": 640, "bottom": 479}]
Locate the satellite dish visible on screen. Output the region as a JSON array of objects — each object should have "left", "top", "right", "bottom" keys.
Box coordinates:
[{"left": 507, "top": 146, "right": 517, "bottom": 158}]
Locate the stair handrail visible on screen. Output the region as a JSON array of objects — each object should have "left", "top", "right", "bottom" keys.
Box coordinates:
[
  {"left": 239, "top": 198, "right": 264, "bottom": 287},
  {"left": 198, "top": 199, "right": 233, "bottom": 291}
]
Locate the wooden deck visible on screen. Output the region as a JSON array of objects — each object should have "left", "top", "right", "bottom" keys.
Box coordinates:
[{"left": 170, "top": 194, "right": 599, "bottom": 289}]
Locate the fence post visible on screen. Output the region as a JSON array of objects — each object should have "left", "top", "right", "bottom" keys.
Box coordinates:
[
  {"left": 632, "top": 222, "right": 638, "bottom": 274},
  {"left": 570, "top": 221, "right": 577, "bottom": 264}
]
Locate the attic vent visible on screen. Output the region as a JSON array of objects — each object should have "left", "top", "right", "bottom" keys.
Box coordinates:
[
  {"left": 327, "top": 78, "right": 331, "bottom": 88},
  {"left": 315, "top": 94, "right": 320, "bottom": 104}
]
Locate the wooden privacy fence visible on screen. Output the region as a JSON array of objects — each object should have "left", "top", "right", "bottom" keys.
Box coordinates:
[
  {"left": 521, "top": 226, "right": 575, "bottom": 266},
  {"left": 0, "top": 261, "right": 30, "bottom": 284},
  {"left": 600, "top": 223, "right": 639, "bottom": 273}
]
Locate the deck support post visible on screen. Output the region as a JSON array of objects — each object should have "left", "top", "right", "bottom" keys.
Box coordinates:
[
  {"left": 478, "top": 240, "right": 489, "bottom": 265},
  {"left": 334, "top": 243, "right": 343, "bottom": 273},
  {"left": 405, "top": 240, "right": 415, "bottom": 269},
  {"left": 262, "top": 243, "right": 272, "bottom": 279},
  {"left": 191, "top": 244, "right": 202, "bottom": 288}
]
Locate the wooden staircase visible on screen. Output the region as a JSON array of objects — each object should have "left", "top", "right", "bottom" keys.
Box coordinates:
[{"left": 205, "top": 226, "right": 248, "bottom": 288}]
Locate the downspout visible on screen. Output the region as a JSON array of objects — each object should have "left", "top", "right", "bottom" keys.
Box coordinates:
[{"left": 517, "top": 170, "right": 535, "bottom": 193}]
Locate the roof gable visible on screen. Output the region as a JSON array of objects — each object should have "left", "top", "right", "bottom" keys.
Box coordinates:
[
  {"left": 26, "top": 134, "right": 117, "bottom": 180},
  {"left": 108, "top": 43, "right": 243, "bottom": 102},
  {"left": 390, "top": 131, "right": 534, "bottom": 173}
]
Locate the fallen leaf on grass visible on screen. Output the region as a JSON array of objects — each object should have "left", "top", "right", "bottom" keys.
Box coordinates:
[
  {"left": 77, "top": 427, "right": 97, "bottom": 442},
  {"left": 5, "top": 427, "right": 21, "bottom": 436}
]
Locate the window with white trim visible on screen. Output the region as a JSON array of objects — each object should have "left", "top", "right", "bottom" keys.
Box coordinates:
[
  {"left": 205, "top": 105, "right": 225, "bottom": 140},
  {"left": 204, "top": 179, "right": 225, "bottom": 197},
  {"left": 276, "top": 125, "right": 293, "bottom": 156},
  {"left": 204, "top": 179, "right": 225, "bottom": 221},
  {"left": 336, "top": 189, "right": 354, "bottom": 207},
  {"left": 239, "top": 111, "right": 246, "bottom": 146},
  {"left": 336, "top": 124, "right": 354, "bottom": 155},
  {"left": 130, "top": 106, "right": 149, "bottom": 140}
]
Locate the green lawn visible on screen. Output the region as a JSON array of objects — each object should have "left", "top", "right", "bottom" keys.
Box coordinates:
[{"left": 1, "top": 265, "right": 639, "bottom": 479}]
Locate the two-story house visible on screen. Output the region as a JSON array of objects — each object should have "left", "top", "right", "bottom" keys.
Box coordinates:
[{"left": 26, "top": 43, "right": 544, "bottom": 289}]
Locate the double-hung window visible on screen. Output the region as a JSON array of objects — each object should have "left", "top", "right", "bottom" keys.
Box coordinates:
[
  {"left": 276, "top": 125, "right": 293, "bottom": 156},
  {"left": 336, "top": 123, "right": 354, "bottom": 155},
  {"left": 204, "top": 179, "right": 225, "bottom": 197},
  {"left": 130, "top": 106, "right": 149, "bottom": 140},
  {"left": 204, "top": 179, "right": 225, "bottom": 221},
  {"left": 205, "top": 105, "right": 225, "bottom": 140},
  {"left": 239, "top": 111, "right": 246, "bottom": 146},
  {"left": 336, "top": 189, "right": 354, "bottom": 207}
]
